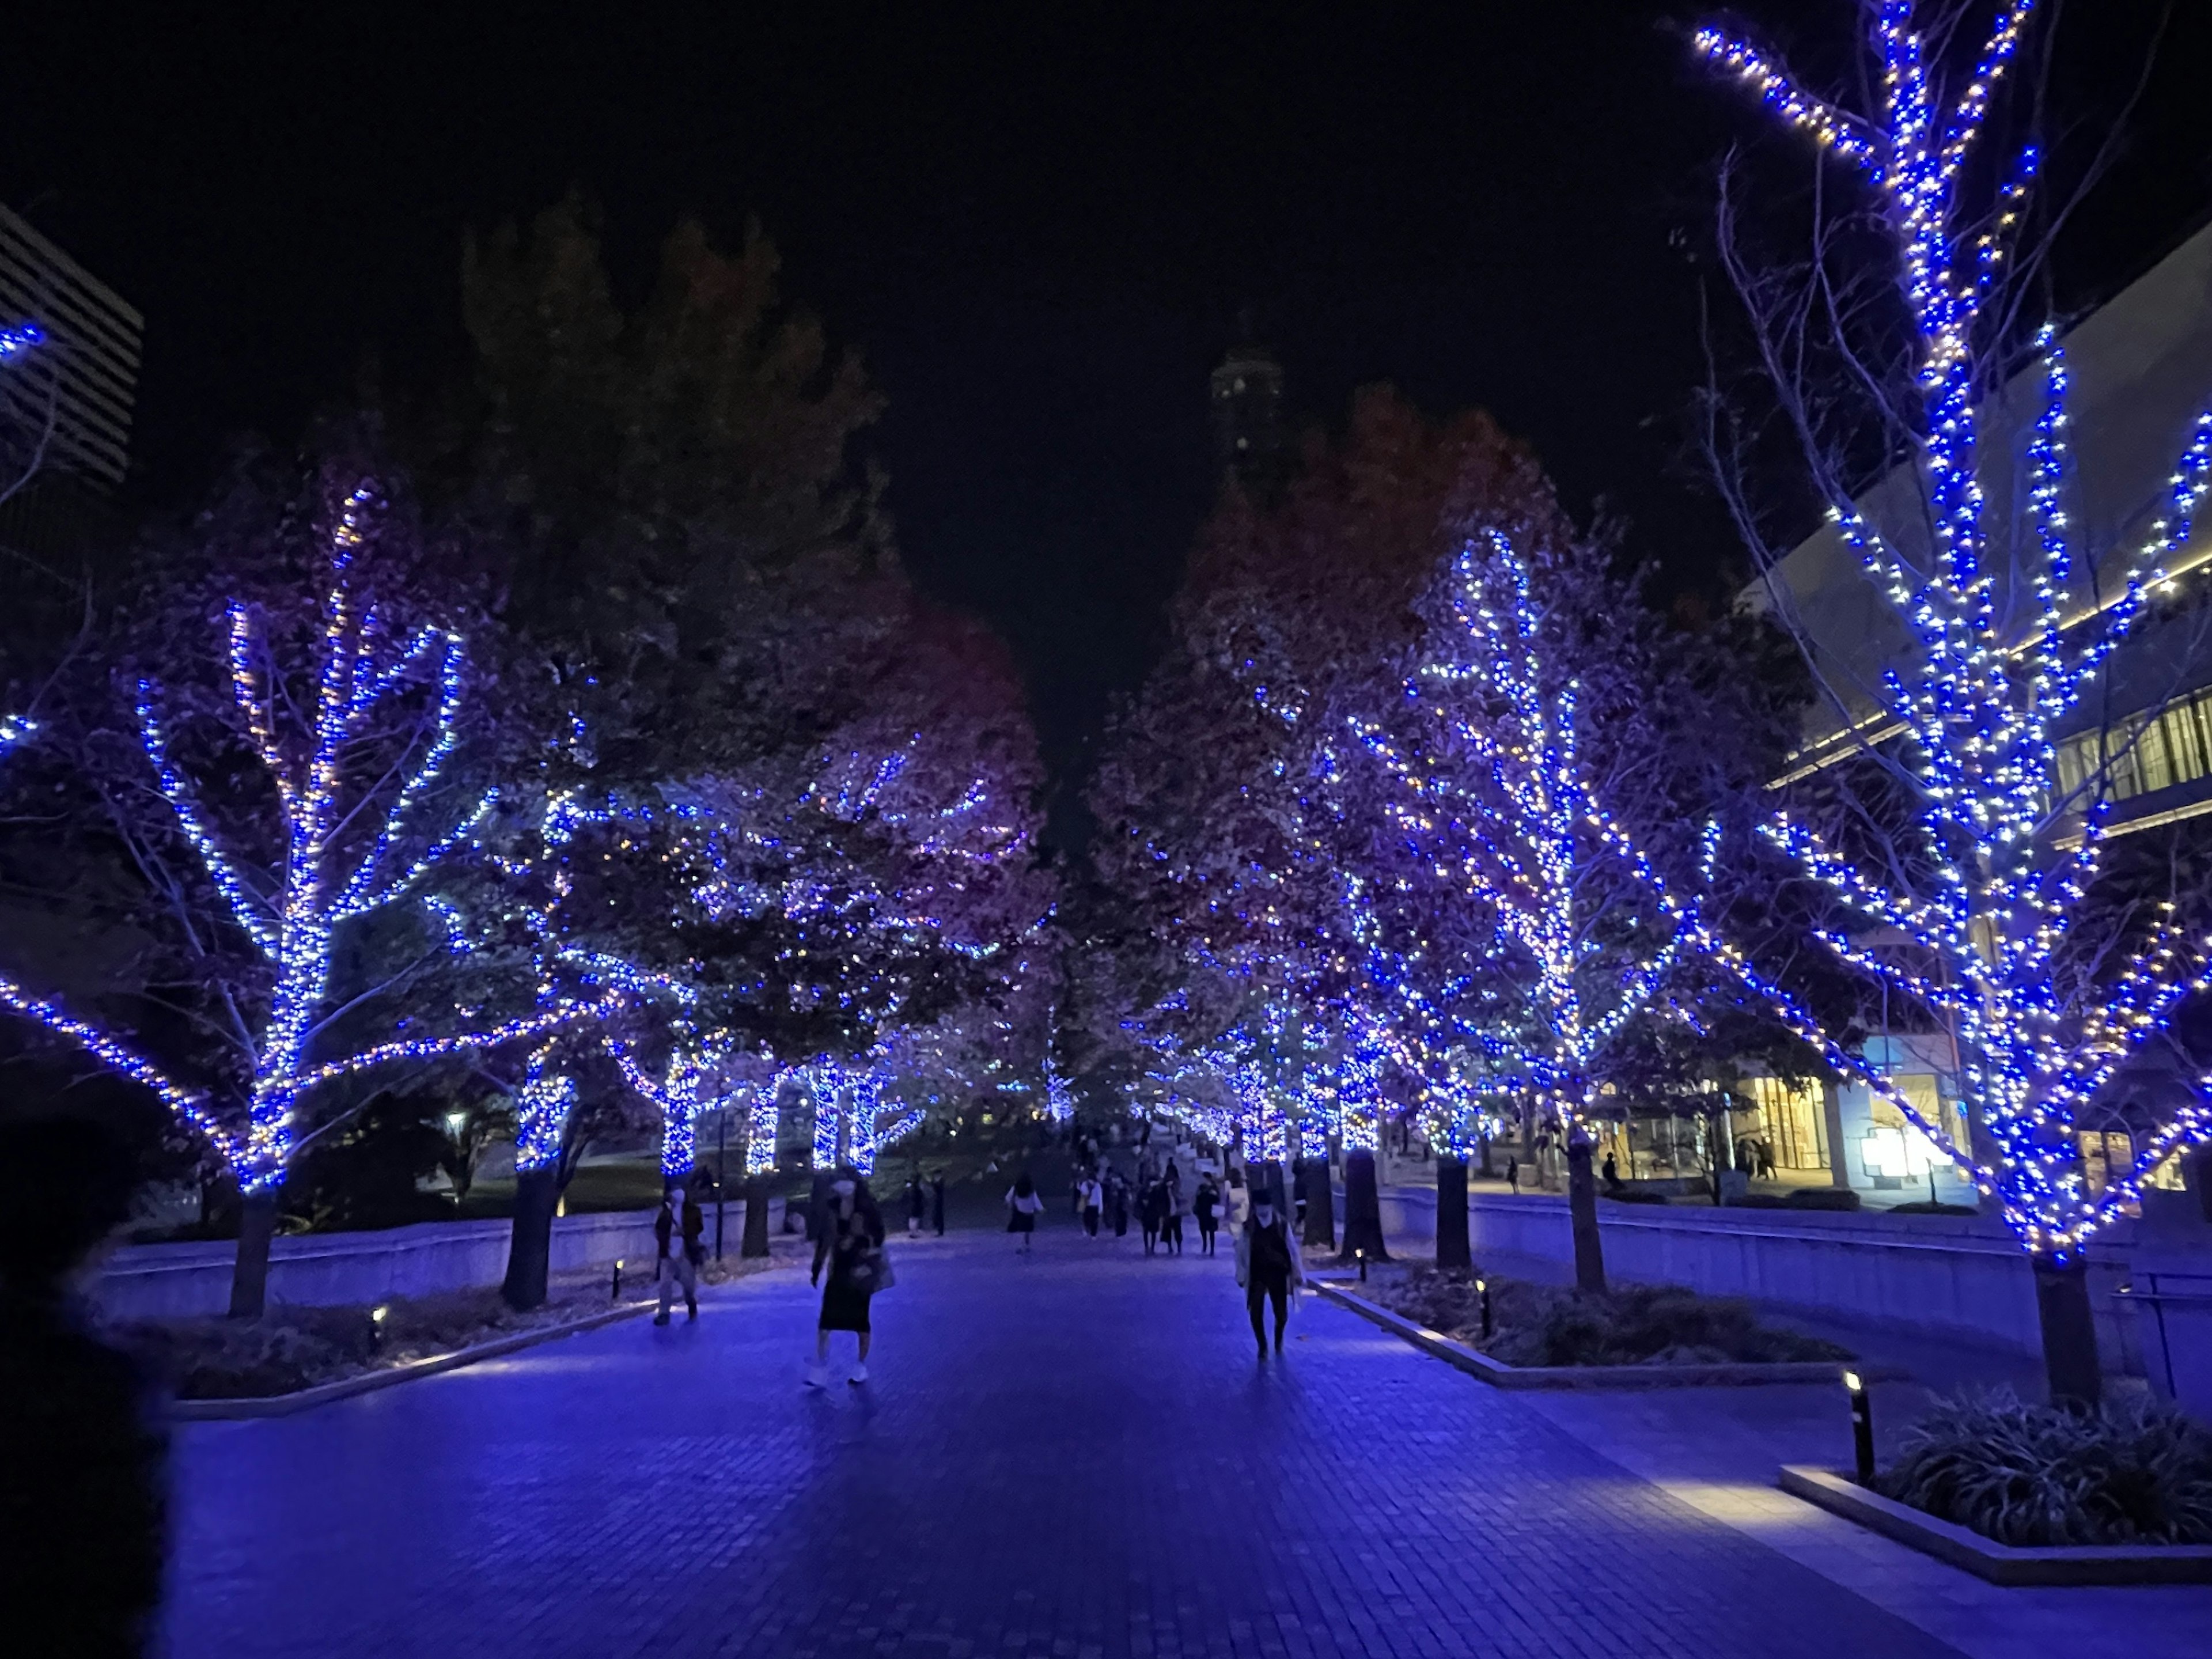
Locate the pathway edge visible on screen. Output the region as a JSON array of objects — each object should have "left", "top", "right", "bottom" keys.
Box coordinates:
[
  {"left": 1777, "top": 1464, "right": 2212, "bottom": 1585},
  {"left": 171, "top": 1298, "right": 662, "bottom": 1421}
]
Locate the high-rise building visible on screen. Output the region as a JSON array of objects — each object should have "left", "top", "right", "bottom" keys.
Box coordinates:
[
  {"left": 1210, "top": 340, "right": 1286, "bottom": 500},
  {"left": 0, "top": 202, "right": 142, "bottom": 492}
]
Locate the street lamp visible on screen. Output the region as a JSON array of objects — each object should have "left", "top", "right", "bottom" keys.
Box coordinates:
[
  {"left": 1843, "top": 1369, "right": 1875, "bottom": 1484},
  {"left": 445, "top": 1110, "right": 468, "bottom": 1138}
]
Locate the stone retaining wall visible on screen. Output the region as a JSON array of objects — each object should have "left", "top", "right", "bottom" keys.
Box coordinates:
[
  {"left": 1369, "top": 1185, "right": 2171, "bottom": 1378},
  {"left": 92, "top": 1197, "right": 787, "bottom": 1322}
]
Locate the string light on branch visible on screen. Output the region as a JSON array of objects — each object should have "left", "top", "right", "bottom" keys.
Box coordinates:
[{"left": 1701, "top": 0, "right": 2212, "bottom": 1258}]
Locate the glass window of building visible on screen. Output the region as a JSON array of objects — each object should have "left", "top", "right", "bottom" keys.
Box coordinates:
[{"left": 1743, "top": 1076, "right": 1830, "bottom": 1171}]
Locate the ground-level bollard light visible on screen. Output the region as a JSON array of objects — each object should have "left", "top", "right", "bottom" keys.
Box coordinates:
[
  {"left": 370, "top": 1305, "right": 389, "bottom": 1351},
  {"left": 611, "top": 1259, "right": 624, "bottom": 1303},
  {"left": 1844, "top": 1369, "right": 1874, "bottom": 1484},
  {"left": 1356, "top": 1248, "right": 1368, "bottom": 1282},
  {"left": 1476, "top": 1278, "right": 1493, "bottom": 1340}
]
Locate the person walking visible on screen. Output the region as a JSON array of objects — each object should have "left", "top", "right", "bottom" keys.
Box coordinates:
[
  {"left": 1006, "top": 1171, "right": 1046, "bottom": 1252},
  {"left": 1238, "top": 1190, "right": 1305, "bottom": 1358},
  {"left": 904, "top": 1174, "right": 927, "bottom": 1236},
  {"left": 1506, "top": 1154, "right": 1521, "bottom": 1195},
  {"left": 1080, "top": 1172, "right": 1103, "bottom": 1238},
  {"left": 930, "top": 1171, "right": 947, "bottom": 1236},
  {"left": 653, "top": 1178, "right": 704, "bottom": 1325},
  {"left": 1162, "top": 1161, "right": 1186, "bottom": 1256},
  {"left": 1139, "top": 1176, "right": 1167, "bottom": 1255},
  {"left": 808, "top": 1171, "right": 885, "bottom": 1386},
  {"left": 1221, "top": 1165, "right": 1252, "bottom": 1237},
  {"left": 1107, "top": 1169, "right": 1130, "bottom": 1237},
  {"left": 1193, "top": 1172, "right": 1221, "bottom": 1256}
]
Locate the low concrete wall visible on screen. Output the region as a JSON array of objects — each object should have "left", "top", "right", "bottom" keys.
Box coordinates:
[
  {"left": 1370, "top": 1185, "right": 2161, "bottom": 1370},
  {"left": 92, "top": 1197, "right": 786, "bottom": 1323}
]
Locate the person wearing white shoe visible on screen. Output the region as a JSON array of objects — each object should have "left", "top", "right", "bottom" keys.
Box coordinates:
[{"left": 807, "top": 1169, "right": 884, "bottom": 1387}]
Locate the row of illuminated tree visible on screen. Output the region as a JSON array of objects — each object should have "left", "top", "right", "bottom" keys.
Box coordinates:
[
  {"left": 1082, "top": 0, "right": 2212, "bottom": 1404},
  {"left": 0, "top": 207, "right": 1066, "bottom": 1318}
]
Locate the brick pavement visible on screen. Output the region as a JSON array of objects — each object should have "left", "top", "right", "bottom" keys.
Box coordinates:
[{"left": 161, "top": 1222, "right": 1971, "bottom": 1659}]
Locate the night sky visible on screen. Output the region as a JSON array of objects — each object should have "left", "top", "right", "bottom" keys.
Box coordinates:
[{"left": 6, "top": 3, "right": 2207, "bottom": 817}]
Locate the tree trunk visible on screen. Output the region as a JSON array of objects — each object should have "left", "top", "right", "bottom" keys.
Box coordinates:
[
  {"left": 1566, "top": 1136, "right": 1606, "bottom": 1294},
  {"left": 740, "top": 1175, "right": 772, "bottom": 1259},
  {"left": 1339, "top": 1147, "right": 1388, "bottom": 1263},
  {"left": 502, "top": 1165, "right": 561, "bottom": 1310},
  {"left": 1435, "top": 1154, "right": 1471, "bottom": 1271},
  {"left": 228, "top": 1188, "right": 279, "bottom": 1319},
  {"left": 1477, "top": 1133, "right": 1494, "bottom": 1181},
  {"left": 2031, "top": 1250, "right": 2103, "bottom": 1408},
  {"left": 1301, "top": 1157, "right": 1335, "bottom": 1250}
]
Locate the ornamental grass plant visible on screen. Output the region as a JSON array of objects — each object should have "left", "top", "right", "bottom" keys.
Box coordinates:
[{"left": 1878, "top": 1388, "right": 2212, "bottom": 1548}]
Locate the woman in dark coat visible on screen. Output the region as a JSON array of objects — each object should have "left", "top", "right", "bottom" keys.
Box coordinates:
[
  {"left": 1139, "top": 1177, "right": 1168, "bottom": 1255},
  {"left": 808, "top": 1170, "right": 885, "bottom": 1387}
]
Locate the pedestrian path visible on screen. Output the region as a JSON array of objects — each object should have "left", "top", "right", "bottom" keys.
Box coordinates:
[{"left": 165, "top": 1225, "right": 1982, "bottom": 1659}]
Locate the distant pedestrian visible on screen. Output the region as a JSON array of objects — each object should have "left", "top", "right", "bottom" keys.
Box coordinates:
[
  {"left": 808, "top": 1171, "right": 885, "bottom": 1387},
  {"left": 1506, "top": 1155, "right": 1520, "bottom": 1195},
  {"left": 1601, "top": 1152, "right": 1622, "bottom": 1194},
  {"left": 930, "top": 1172, "right": 946, "bottom": 1236},
  {"left": 1162, "top": 1162, "right": 1186, "bottom": 1256},
  {"left": 653, "top": 1179, "right": 704, "bottom": 1325},
  {"left": 1222, "top": 1165, "right": 1252, "bottom": 1236},
  {"left": 1193, "top": 1173, "right": 1221, "bottom": 1255},
  {"left": 1140, "top": 1177, "right": 1168, "bottom": 1255},
  {"left": 1006, "top": 1171, "right": 1045, "bottom": 1253},
  {"left": 1758, "top": 1139, "right": 1777, "bottom": 1179},
  {"left": 0, "top": 1118, "right": 164, "bottom": 1659},
  {"left": 1080, "top": 1173, "right": 1103, "bottom": 1237},
  {"left": 1237, "top": 1191, "right": 1305, "bottom": 1358},
  {"left": 904, "top": 1175, "right": 926, "bottom": 1236}
]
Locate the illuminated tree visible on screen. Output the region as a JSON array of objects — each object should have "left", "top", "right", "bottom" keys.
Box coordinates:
[
  {"left": 1351, "top": 530, "right": 1732, "bottom": 1290},
  {"left": 0, "top": 467, "right": 605, "bottom": 1315},
  {"left": 1698, "top": 0, "right": 2212, "bottom": 1400}
]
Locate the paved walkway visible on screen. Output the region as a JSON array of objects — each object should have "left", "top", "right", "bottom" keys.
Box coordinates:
[{"left": 163, "top": 1224, "right": 1998, "bottom": 1659}]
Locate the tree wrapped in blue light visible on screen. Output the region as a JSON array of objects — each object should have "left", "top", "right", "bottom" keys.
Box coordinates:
[
  {"left": 0, "top": 474, "right": 607, "bottom": 1313},
  {"left": 1350, "top": 529, "right": 1734, "bottom": 1286},
  {"left": 1699, "top": 0, "right": 2212, "bottom": 1397}
]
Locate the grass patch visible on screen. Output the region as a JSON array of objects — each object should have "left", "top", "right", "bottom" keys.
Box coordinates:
[
  {"left": 107, "top": 1251, "right": 790, "bottom": 1399},
  {"left": 1878, "top": 1388, "right": 2212, "bottom": 1548},
  {"left": 1369, "top": 1266, "right": 1851, "bottom": 1368}
]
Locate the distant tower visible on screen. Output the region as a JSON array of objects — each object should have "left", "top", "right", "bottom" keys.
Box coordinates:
[{"left": 1210, "top": 331, "right": 1286, "bottom": 500}]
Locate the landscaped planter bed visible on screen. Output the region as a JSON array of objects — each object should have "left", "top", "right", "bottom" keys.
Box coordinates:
[
  {"left": 1316, "top": 1265, "right": 1877, "bottom": 1389},
  {"left": 1778, "top": 1465, "right": 2212, "bottom": 1585},
  {"left": 115, "top": 1252, "right": 789, "bottom": 1416},
  {"left": 1782, "top": 1387, "right": 2212, "bottom": 1578}
]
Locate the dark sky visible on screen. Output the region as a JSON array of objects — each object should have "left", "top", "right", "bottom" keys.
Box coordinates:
[{"left": 6, "top": 2, "right": 2207, "bottom": 826}]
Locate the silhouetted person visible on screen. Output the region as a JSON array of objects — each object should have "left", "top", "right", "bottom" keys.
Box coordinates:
[
  {"left": 653, "top": 1180, "right": 703, "bottom": 1324},
  {"left": 1, "top": 1118, "right": 163, "bottom": 1657},
  {"left": 930, "top": 1172, "right": 946, "bottom": 1236},
  {"left": 809, "top": 1170, "right": 885, "bottom": 1385},
  {"left": 1194, "top": 1173, "right": 1221, "bottom": 1255},
  {"left": 1238, "top": 1192, "right": 1305, "bottom": 1358}
]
